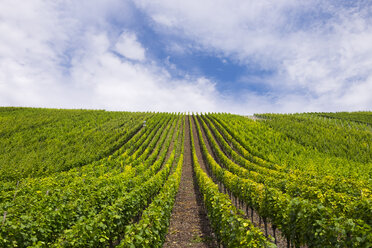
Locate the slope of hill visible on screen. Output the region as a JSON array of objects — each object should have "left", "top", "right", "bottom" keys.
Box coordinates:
[{"left": 0, "top": 108, "right": 370, "bottom": 247}]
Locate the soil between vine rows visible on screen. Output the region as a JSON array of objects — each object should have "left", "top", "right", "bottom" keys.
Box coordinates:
[
  {"left": 163, "top": 116, "right": 217, "bottom": 247},
  {"left": 164, "top": 115, "right": 288, "bottom": 247}
]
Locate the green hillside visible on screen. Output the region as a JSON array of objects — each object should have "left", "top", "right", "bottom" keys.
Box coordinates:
[
  {"left": 0, "top": 107, "right": 151, "bottom": 181},
  {"left": 0, "top": 108, "right": 371, "bottom": 247}
]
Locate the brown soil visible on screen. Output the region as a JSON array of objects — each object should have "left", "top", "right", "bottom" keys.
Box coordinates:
[
  {"left": 164, "top": 115, "right": 294, "bottom": 248},
  {"left": 163, "top": 116, "right": 217, "bottom": 248}
]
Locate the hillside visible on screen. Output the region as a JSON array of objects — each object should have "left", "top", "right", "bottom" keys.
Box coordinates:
[{"left": 0, "top": 108, "right": 371, "bottom": 247}]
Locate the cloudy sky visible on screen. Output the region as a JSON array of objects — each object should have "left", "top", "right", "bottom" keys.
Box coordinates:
[{"left": 0, "top": 0, "right": 371, "bottom": 114}]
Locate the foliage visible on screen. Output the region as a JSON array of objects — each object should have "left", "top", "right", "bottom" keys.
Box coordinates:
[
  {"left": 190, "top": 116, "right": 274, "bottom": 248},
  {"left": 200, "top": 113, "right": 372, "bottom": 247},
  {"left": 0, "top": 107, "right": 151, "bottom": 181},
  {"left": 312, "top": 111, "right": 372, "bottom": 126},
  {"left": 0, "top": 108, "right": 370, "bottom": 247}
]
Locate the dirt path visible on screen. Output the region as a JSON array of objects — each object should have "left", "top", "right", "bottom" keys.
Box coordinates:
[{"left": 163, "top": 116, "right": 216, "bottom": 248}]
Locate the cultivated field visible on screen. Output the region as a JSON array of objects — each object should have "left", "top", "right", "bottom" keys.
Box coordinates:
[{"left": 0, "top": 108, "right": 371, "bottom": 247}]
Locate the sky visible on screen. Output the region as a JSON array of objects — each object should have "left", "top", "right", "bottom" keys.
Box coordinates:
[{"left": 0, "top": 0, "right": 372, "bottom": 114}]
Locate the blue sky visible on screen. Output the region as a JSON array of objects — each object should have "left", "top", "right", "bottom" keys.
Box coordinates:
[{"left": 0, "top": 0, "right": 371, "bottom": 113}]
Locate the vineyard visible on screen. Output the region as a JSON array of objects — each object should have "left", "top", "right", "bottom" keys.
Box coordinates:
[{"left": 0, "top": 107, "right": 371, "bottom": 247}]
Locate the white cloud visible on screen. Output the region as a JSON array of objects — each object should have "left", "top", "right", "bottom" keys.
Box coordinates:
[
  {"left": 69, "top": 31, "right": 221, "bottom": 112},
  {"left": 135, "top": 0, "right": 372, "bottom": 112},
  {"left": 0, "top": 0, "right": 226, "bottom": 112},
  {"left": 1, "top": 0, "right": 371, "bottom": 113},
  {"left": 114, "top": 31, "right": 146, "bottom": 61}
]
